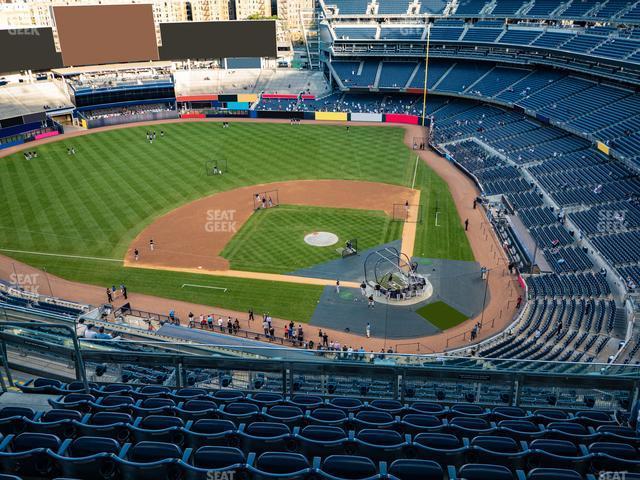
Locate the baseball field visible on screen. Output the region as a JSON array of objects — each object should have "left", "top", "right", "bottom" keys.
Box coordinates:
[{"left": 0, "top": 121, "right": 473, "bottom": 322}]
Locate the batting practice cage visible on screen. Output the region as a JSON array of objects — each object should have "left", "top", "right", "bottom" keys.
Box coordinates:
[
  {"left": 363, "top": 246, "right": 427, "bottom": 293},
  {"left": 205, "top": 158, "right": 228, "bottom": 176},
  {"left": 253, "top": 189, "right": 279, "bottom": 210},
  {"left": 392, "top": 203, "right": 424, "bottom": 223}
]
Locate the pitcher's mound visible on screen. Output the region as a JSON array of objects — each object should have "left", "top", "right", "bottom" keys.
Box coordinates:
[{"left": 304, "top": 231, "right": 338, "bottom": 247}]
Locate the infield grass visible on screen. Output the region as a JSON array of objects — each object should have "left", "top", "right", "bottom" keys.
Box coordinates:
[
  {"left": 416, "top": 301, "right": 469, "bottom": 330},
  {"left": 221, "top": 204, "right": 402, "bottom": 273},
  {"left": 0, "top": 122, "right": 473, "bottom": 321}
]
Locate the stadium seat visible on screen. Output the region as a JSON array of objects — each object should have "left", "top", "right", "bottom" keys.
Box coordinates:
[
  {"left": 353, "top": 428, "right": 411, "bottom": 461},
  {"left": 388, "top": 458, "right": 443, "bottom": 480},
  {"left": 469, "top": 435, "right": 529, "bottom": 468},
  {"left": 182, "top": 418, "right": 239, "bottom": 448},
  {"left": 0, "top": 433, "right": 61, "bottom": 478},
  {"left": 239, "top": 422, "right": 295, "bottom": 453},
  {"left": 528, "top": 439, "right": 591, "bottom": 473},
  {"left": 319, "top": 454, "right": 381, "bottom": 479},
  {"left": 49, "top": 436, "right": 120, "bottom": 479},
  {"left": 129, "top": 415, "right": 184, "bottom": 443},
  {"left": 130, "top": 385, "right": 172, "bottom": 401},
  {"left": 288, "top": 395, "right": 324, "bottom": 410},
  {"left": 115, "top": 441, "right": 182, "bottom": 480},
  {"left": 179, "top": 446, "right": 246, "bottom": 479},
  {"left": 452, "top": 463, "right": 519, "bottom": 480},
  {"left": 132, "top": 398, "right": 177, "bottom": 417},
  {"left": 174, "top": 399, "right": 219, "bottom": 421},
  {"left": 412, "top": 432, "right": 469, "bottom": 467},
  {"left": 262, "top": 405, "right": 304, "bottom": 426},
  {"left": 22, "top": 409, "right": 81, "bottom": 437},
  {"left": 219, "top": 402, "right": 261, "bottom": 424},
  {"left": 353, "top": 410, "right": 398, "bottom": 430},
  {"left": 74, "top": 411, "right": 132, "bottom": 442},
  {"left": 589, "top": 442, "right": 640, "bottom": 472},
  {"left": 49, "top": 393, "right": 95, "bottom": 412},
  {"left": 306, "top": 407, "right": 349, "bottom": 427},
  {"left": 0, "top": 407, "right": 36, "bottom": 435},
  {"left": 247, "top": 392, "right": 284, "bottom": 407},
  {"left": 400, "top": 414, "right": 446, "bottom": 435},
  {"left": 248, "top": 451, "right": 313, "bottom": 479},
  {"left": 295, "top": 425, "right": 350, "bottom": 457},
  {"left": 328, "top": 397, "right": 364, "bottom": 413},
  {"left": 16, "top": 377, "right": 64, "bottom": 395}
]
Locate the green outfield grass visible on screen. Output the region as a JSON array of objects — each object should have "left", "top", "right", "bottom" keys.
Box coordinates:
[
  {"left": 0, "top": 122, "right": 473, "bottom": 321},
  {"left": 416, "top": 301, "right": 469, "bottom": 330},
  {"left": 221, "top": 205, "right": 402, "bottom": 273},
  {"left": 7, "top": 252, "right": 322, "bottom": 322}
]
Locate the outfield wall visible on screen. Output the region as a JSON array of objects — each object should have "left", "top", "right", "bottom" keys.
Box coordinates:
[
  {"left": 315, "top": 112, "right": 348, "bottom": 121},
  {"left": 86, "top": 110, "right": 179, "bottom": 129},
  {"left": 351, "top": 113, "right": 383, "bottom": 122}
]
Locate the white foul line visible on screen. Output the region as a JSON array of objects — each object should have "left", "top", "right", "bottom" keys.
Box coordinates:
[
  {"left": 181, "top": 283, "right": 228, "bottom": 292},
  {"left": 411, "top": 154, "right": 420, "bottom": 190},
  {"left": 0, "top": 248, "right": 122, "bottom": 262}
]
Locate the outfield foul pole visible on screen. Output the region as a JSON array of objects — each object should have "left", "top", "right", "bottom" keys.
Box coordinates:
[{"left": 421, "top": 24, "right": 431, "bottom": 128}]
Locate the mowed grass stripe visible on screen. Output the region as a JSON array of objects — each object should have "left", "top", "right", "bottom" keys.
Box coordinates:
[
  {"left": 0, "top": 123, "right": 473, "bottom": 321},
  {"left": 8, "top": 252, "right": 322, "bottom": 322}
]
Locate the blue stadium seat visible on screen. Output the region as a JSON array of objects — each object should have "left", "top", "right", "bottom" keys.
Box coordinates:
[
  {"left": 16, "top": 377, "right": 64, "bottom": 395},
  {"left": 469, "top": 435, "right": 529, "bottom": 468},
  {"left": 179, "top": 446, "right": 246, "bottom": 480},
  {"left": 0, "top": 433, "right": 61, "bottom": 478},
  {"left": 589, "top": 442, "right": 640, "bottom": 472},
  {"left": 497, "top": 420, "right": 545, "bottom": 441},
  {"left": 328, "top": 397, "right": 364, "bottom": 413},
  {"left": 49, "top": 436, "right": 120, "bottom": 479},
  {"left": 174, "top": 399, "right": 219, "bottom": 421},
  {"left": 0, "top": 407, "right": 36, "bottom": 435},
  {"left": 115, "top": 441, "right": 182, "bottom": 480},
  {"left": 91, "top": 395, "right": 135, "bottom": 413},
  {"left": 452, "top": 463, "right": 519, "bottom": 480},
  {"left": 49, "top": 393, "right": 95, "bottom": 412},
  {"left": 130, "top": 385, "right": 171, "bottom": 401},
  {"left": 367, "top": 399, "right": 404, "bottom": 415},
  {"left": 319, "top": 454, "right": 381, "bottom": 479},
  {"left": 131, "top": 397, "right": 176, "bottom": 417},
  {"left": 353, "top": 410, "right": 398, "bottom": 430},
  {"left": 295, "top": 425, "right": 349, "bottom": 457},
  {"left": 22, "top": 409, "right": 81, "bottom": 438},
  {"left": 239, "top": 422, "right": 295, "bottom": 454},
  {"left": 247, "top": 392, "right": 284, "bottom": 407},
  {"left": 400, "top": 414, "right": 446, "bottom": 435},
  {"left": 167, "top": 388, "right": 209, "bottom": 402},
  {"left": 412, "top": 432, "right": 469, "bottom": 467},
  {"left": 248, "top": 451, "right": 313, "bottom": 479},
  {"left": 219, "top": 402, "right": 261, "bottom": 424},
  {"left": 545, "top": 422, "right": 600, "bottom": 444},
  {"left": 74, "top": 411, "right": 132, "bottom": 442},
  {"left": 262, "top": 405, "right": 304, "bottom": 426},
  {"left": 526, "top": 468, "right": 590, "bottom": 480},
  {"left": 353, "top": 428, "right": 410, "bottom": 461},
  {"left": 129, "top": 415, "right": 184, "bottom": 444},
  {"left": 449, "top": 416, "right": 497, "bottom": 436},
  {"left": 307, "top": 407, "right": 349, "bottom": 427},
  {"left": 388, "top": 458, "right": 443, "bottom": 480},
  {"left": 182, "top": 419, "right": 239, "bottom": 448},
  {"left": 527, "top": 439, "right": 591, "bottom": 473},
  {"left": 212, "top": 390, "right": 245, "bottom": 403}
]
